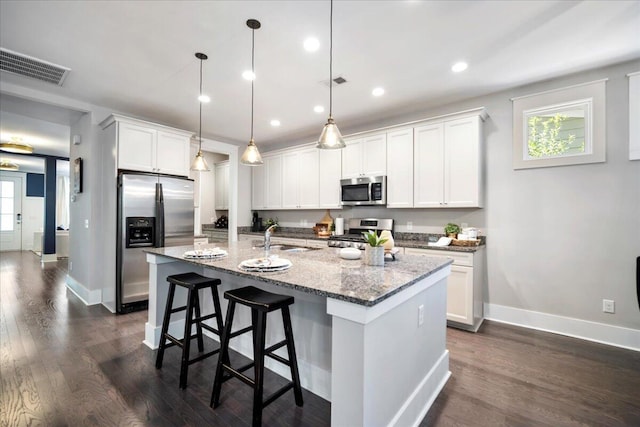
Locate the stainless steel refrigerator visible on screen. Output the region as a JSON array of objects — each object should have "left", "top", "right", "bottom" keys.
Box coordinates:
[{"left": 116, "top": 172, "right": 194, "bottom": 313}]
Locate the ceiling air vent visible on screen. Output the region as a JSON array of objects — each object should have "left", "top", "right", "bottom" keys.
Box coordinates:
[
  {"left": 321, "top": 75, "right": 347, "bottom": 87},
  {"left": 0, "top": 48, "right": 70, "bottom": 86}
]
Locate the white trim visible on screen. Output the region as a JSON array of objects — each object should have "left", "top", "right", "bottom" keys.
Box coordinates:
[
  {"left": 41, "top": 253, "right": 58, "bottom": 263},
  {"left": 484, "top": 303, "right": 640, "bottom": 352},
  {"left": 626, "top": 71, "right": 640, "bottom": 78},
  {"left": 388, "top": 351, "right": 450, "bottom": 427},
  {"left": 510, "top": 78, "right": 609, "bottom": 101},
  {"left": 65, "top": 274, "right": 102, "bottom": 305}
]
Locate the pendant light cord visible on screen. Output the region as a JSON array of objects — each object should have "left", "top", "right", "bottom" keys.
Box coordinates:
[
  {"left": 251, "top": 27, "right": 255, "bottom": 140},
  {"left": 329, "top": 0, "right": 333, "bottom": 118},
  {"left": 199, "top": 57, "right": 203, "bottom": 150}
]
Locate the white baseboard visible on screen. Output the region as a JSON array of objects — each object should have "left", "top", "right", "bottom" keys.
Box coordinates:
[
  {"left": 484, "top": 303, "right": 640, "bottom": 352},
  {"left": 65, "top": 274, "right": 102, "bottom": 306},
  {"left": 41, "top": 253, "right": 57, "bottom": 263}
]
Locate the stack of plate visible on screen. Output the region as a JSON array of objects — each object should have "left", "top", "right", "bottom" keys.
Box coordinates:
[
  {"left": 183, "top": 248, "right": 228, "bottom": 259},
  {"left": 239, "top": 257, "right": 292, "bottom": 272}
]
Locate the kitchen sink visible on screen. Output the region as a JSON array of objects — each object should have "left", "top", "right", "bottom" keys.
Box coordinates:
[{"left": 278, "top": 245, "right": 321, "bottom": 253}]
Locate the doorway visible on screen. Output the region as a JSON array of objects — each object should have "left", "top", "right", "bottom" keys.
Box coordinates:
[{"left": 0, "top": 174, "right": 23, "bottom": 251}]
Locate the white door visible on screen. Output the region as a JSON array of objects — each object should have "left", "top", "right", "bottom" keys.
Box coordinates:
[{"left": 0, "top": 175, "right": 23, "bottom": 251}]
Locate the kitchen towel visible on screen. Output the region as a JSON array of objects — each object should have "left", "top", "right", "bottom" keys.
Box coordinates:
[{"left": 334, "top": 217, "right": 344, "bottom": 235}]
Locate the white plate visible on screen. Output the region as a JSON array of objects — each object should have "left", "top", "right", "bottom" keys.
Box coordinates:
[
  {"left": 239, "top": 257, "right": 292, "bottom": 272},
  {"left": 184, "top": 248, "right": 228, "bottom": 259}
]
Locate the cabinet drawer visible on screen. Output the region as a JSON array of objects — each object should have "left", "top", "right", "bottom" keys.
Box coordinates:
[{"left": 403, "top": 247, "right": 473, "bottom": 267}]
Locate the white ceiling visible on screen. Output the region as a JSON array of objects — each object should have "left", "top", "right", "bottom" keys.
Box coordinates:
[{"left": 0, "top": 0, "right": 639, "bottom": 159}]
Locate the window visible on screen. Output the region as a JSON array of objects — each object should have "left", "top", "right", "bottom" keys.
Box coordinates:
[
  {"left": 0, "top": 180, "right": 15, "bottom": 231},
  {"left": 513, "top": 79, "right": 606, "bottom": 169}
]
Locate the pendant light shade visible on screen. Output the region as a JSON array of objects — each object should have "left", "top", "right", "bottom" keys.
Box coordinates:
[
  {"left": 190, "top": 52, "right": 210, "bottom": 172},
  {"left": 240, "top": 19, "right": 264, "bottom": 166},
  {"left": 1, "top": 137, "right": 33, "bottom": 154},
  {"left": 317, "top": 0, "right": 345, "bottom": 150},
  {"left": 0, "top": 159, "right": 19, "bottom": 171}
]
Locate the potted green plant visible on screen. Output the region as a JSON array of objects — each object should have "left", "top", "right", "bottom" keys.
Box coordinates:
[
  {"left": 362, "top": 230, "right": 388, "bottom": 266},
  {"left": 444, "top": 223, "right": 460, "bottom": 238},
  {"left": 264, "top": 217, "right": 278, "bottom": 230}
]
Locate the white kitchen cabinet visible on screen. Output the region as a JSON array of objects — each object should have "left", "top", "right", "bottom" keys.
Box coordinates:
[
  {"left": 403, "top": 247, "right": 484, "bottom": 331},
  {"left": 252, "top": 154, "right": 283, "bottom": 210},
  {"left": 386, "top": 128, "right": 414, "bottom": 208},
  {"left": 414, "top": 115, "right": 483, "bottom": 208},
  {"left": 318, "top": 148, "right": 342, "bottom": 209},
  {"left": 282, "top": 148, "right": 319, "bottom": 209},
  {"left": 116, "top": 120, "right": 191, "bottom": 177},
  {"left": 341, "top": 133, "right": 387, "bottom": 178},
  {"left": 214, "top": 161, "right": 230, "bottom": 210}
]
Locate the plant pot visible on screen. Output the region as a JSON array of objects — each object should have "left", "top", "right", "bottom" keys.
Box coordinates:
[{"left": 364, "top": 246, "right": 385, "bottom": 266}]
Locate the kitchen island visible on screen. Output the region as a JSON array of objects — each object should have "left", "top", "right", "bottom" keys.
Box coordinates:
[{"left": 145, "top": 241, "right": 452, "bottom": 426}]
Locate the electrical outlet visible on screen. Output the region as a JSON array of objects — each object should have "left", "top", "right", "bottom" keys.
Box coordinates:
[
  {"left": 603, "top": 299, "right": 615, "bottom": 314},
  {"left": 84, "top": 219, "right": 89, "bottom": 229},
  {"left": 418, "top": 304, "right": 424, "bottom": 326},
  {"left": 407, "top": 221, "right": 413, "bottom": 231}
]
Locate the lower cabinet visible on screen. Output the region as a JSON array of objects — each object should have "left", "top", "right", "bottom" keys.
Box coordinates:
[{"left": 403, "top": 247, "right": 485, "bottom": 331}]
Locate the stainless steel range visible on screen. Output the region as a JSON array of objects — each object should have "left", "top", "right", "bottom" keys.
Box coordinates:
[{"left": 328, "top": 218, "right": 394, "bottom": 250}]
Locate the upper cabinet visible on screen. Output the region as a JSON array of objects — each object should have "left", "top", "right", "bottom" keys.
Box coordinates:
[
  {"left": 282, "top": 147, "right": 319, "bottom": 209},
  {"left": 214, "top": 161, "right": 230, "bottom": 210},
  {"left": 342, "top": 133, "right": 386, "bottom": 178},
  {"left": 102, "top": 114, "right": 192, "bottom": 177},
  {"left": 318, "top": 148, "right": 342, "bottom": 209},
  {"left": 251, "top": 154, "right": 283, "bottom": 210},
  {"left": 386, "top": 128, "right": 414, "bottom": 208},
  {"left": 414, "top": 115, "right": 484, "bottom": 208}
]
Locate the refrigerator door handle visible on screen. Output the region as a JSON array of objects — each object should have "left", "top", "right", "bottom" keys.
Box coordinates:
[{"left": 155, "top": 182, "right": 165, "bottom": 247}]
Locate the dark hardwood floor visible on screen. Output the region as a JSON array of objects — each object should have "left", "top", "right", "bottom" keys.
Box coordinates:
[{"left": 1, "top": 251, "right": 639, "bottom": 426}]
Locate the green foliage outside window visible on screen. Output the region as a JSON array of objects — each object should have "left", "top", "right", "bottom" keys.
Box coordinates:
[{"left": 527, "top": 114, "right": 581, "bottom": 158}]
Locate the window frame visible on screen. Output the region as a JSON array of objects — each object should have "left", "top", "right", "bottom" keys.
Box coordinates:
[{"left": 512, "top": 79, "right": 606, "bottom": 169}]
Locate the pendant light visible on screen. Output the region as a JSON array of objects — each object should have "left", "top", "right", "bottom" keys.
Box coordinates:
[
  {"left": 1, "top": 137, "right": 33, "bottom": 154},
  {"left": 240, "top": 19, "right": 264, "bottom": 166},
  {"left": 0, "top": 159, "right": 19, "bottom": 171},
  {"left": 190, "top": 52, "right": 211, "bottom": 172},
  {"left": 317, "top": 0, "right": 345, "bottom": 149}
]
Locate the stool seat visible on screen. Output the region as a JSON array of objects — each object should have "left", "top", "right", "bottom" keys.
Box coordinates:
[
  {"left": 225, "top": 285, "right": 293, "bottom": 312},
  {"left": 211, "top": 286, "right": 303, "bottom": 426},
  {"left": 156, "top": 272, "right": 224, "bottom": 389},
  {"left": 167, "top": 272, "right": 222, "bottom": 289}
]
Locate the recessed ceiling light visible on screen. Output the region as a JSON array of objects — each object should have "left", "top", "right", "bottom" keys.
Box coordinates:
[
  {"left": 451, "top": 61, "right": 468, "bottom": 73},
  {"left": 198, "top": 94, "right": 210, "bottom": 103},
  {"left": 242, "top": 70, "right": 255, "bottom": 81},
  {"left": 372, "top": 87, "right": 385, "bottom": 97},
  {"left": 303, "top": 37, "right": 320, "bottom": 52},
  {"left": 314, "top": 105, "right": 325, "bottom": 113},
  {"left": 270, "top": 119, "right": 281, "bottom": 127}
]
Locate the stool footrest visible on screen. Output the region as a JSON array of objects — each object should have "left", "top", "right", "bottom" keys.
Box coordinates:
[
  {"left": 264, "top": 339, "right": 287, "bottom": 355},
  {"left": 200, "top": 323, "right": 220, "bottom": 336},
  {"left": 198, "top": 313, "right": 219, "bottom": 322},
  {"left": 188, "top": 348, "right": 220, "bottom": 365},
  {"left": 263, "top": 383, "right": 294, "bottom": 408},
  {"left": 229, "top": 325, "right": 253, "bottom": 339},
  {"left": 266, "top": 352, "right": 290, "bottom": 366},
  {"left": 222, "top": 364, "right": 255, "bottom": 388},
  {"left": 170, "top": 305, "right": 187, "bottom": 314}
]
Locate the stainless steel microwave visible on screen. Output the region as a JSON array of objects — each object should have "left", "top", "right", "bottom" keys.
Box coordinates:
[{"left": 340, "top": 176, "right": 386, "bottom": 206}]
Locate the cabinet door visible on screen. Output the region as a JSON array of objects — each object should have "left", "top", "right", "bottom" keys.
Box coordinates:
[
  {"left": 265, "top": 155, "right": 282, "bottom": 209},
  {"left": 341, "top": 139, "right": 363, "bottom": 178},
  {"left": 444, "top": 116, "right": 481, "bottom": 207},
  {"left": 118, "top": 122, "right": 156, "bottom": 172},
  {"left": 214, "top": 162, "right": 229, "bottom": 210},
  {"left": 414, "top": 123, "right": 444, "bottom": 208},
  {"left": 252, "top": 164, "right": 266, "bottom": 210},
  {"left": 156, "top": 131, "right": 190, "bottom": 176},
  {"left": 447, "top": 265, "right": 474, "bottom": 325},
  {"left": 298, "top": 148, "right": 319, "bottom": 209},
  {"left": 362, "top": 133, "right": 387, "bottom": 176},
  {"left": 281, "top": 151, "right": 300, "bottom": 209},
  {"left": 386, "top": 129, "right": 413, "bottom": 208},
  {"left": 319, "top": 148, "right": 342, "bottom": 208}
]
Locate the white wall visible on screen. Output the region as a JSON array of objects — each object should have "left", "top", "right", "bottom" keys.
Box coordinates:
[{"left": 262, "top": 59, "right": 640, "bottom": 332}]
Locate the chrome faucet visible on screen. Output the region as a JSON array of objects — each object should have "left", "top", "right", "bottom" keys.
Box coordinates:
[{"left": 264, "top": 224, "right": 277, "bottom": 254}]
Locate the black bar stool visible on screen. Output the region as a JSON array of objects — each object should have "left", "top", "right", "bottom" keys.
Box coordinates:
[
  {"left": 155, "top": 272, "right": 224, "bottom": 389},
  {"left": 210, "top": 285, "right": 304, "bottom": 426}
]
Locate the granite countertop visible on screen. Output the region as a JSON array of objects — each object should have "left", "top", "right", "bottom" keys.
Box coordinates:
[
  {"left": 145, "top": 240, "right": 452, "bottom": 307},
  {"left": 238, "top": 230, "right": 483, "bottom": 253}
]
